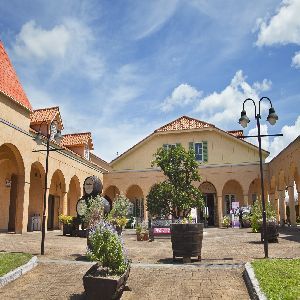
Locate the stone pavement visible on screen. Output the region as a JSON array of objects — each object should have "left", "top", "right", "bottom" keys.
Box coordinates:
[{"left": 0, "top": 227, "right": 299, "bottom": 299}]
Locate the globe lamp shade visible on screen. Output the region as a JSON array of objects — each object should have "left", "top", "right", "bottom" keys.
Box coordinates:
[
  {"left": 239, "top": 110, "right": 250, "bottom": 128},
  {"left": 267, "top": 107, "right": 278, "bottom": 126},
  {"left": 54, "top": 130, "right": 63, "bottom": 144},
  {"left": 34, "top": 132, "right": 43, "bottom": 145}
]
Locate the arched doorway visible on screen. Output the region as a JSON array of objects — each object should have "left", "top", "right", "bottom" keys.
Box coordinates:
[
  {"left": 0, "top": 143, "right": 25, "bottom": 232},
  {"left": 222, "top": 180, "right": 243, "bottom": 216},
  {"left": 248, "top": 178, "right": 261, "bottom": 205},
  {"left": 126, "top": 185, "right": 144, "bottom": 222},
  {"left": 48, "top": 170, "right": 66, "bottom": 230},
  {"left": 28, "top": 162, "right": 45, "bottom": 231},
  {"left": 67, "top": 176, "right": 81, "bottom": 216},
  {"left": 199, "top": 182, "right": 217, "bottom": 226}
]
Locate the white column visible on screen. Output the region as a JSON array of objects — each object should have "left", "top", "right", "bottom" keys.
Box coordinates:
[
  {"left": 279, "top": 190, "right": 286, "bottom": 226},
  {"left": 288, "top": 186, "right": 296, "bottom": 226},
  {"left": 217, "top": 195, "right": 223, "bottom": 227}
]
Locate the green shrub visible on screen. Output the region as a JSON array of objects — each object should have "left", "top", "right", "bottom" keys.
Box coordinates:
[
  {"left": 58, "top": 214, "right": 73, "bottom": 225},
  {"left": 222, "top": 215, "right": 230, "bottom": 227},
  {"left": 87, "top": 221, "right": 128, "bottom": 276},
  {"left": 83, "top": 195, "right": 104, "bottom": 229},
  {"left": 250, "top": 201, "right": 276, "bottom": 232}
]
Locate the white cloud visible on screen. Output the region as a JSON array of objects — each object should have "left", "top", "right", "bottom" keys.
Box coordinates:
[
  {"left": 256, "top": 0, "right": 300, "bottom": 47},
  {"left": 127, "top": 0, "right": 179, "bottom": 40},
  {"left": 267, "top": 115, "right": 300, "bottom": 161},
  {"left": 13, "top": 20, "right": 71, "bottom": 60},
  {"left": 248, "top": 124, "right": 270, "bottom": 152},
  {"left": 160, "top": 84, "right": 202, "bottom": 112},
  {"left": 12, "top": 19, "right": 105, "bottom": 80},
  {"left": 194, "top": 70, "right": 271, "bottom": 129},
  {"left": 291, "top": 51, "right": 300, "bottom": 68}
]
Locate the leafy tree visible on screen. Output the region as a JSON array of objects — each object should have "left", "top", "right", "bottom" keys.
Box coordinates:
[{"left": 147, "top": 144, "right": 204, "bottom": 219}]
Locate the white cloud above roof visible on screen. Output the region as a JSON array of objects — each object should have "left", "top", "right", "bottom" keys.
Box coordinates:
[
  {"left": 160, "top": 84, "right": 202, "bottom": 112},
  {"left": 291, "top": 51, "right": 300, "bottom": 68},
  {"left": 256, "top": 0, "right": 300, "bottom": 47}
]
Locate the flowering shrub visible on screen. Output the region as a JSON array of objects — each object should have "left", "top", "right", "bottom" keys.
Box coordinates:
[
  {"left": 87, "top": 221, "right": 128, "bottom": 276},
  {"left": 222, "top": 215, "right": 230, "bottom": 228},
  {"left": 107, "top": 194, "right": 130, "bottom": 231},
  {"left": 83, "top": 195, "right": 104, "bottom": 229},
  {"left": 58, "top": 214, "right": 73, "bottom": 225}
]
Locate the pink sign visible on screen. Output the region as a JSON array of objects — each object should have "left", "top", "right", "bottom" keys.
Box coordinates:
[{"left": 153, "top": 228, "right": 171, "bottom": 234}]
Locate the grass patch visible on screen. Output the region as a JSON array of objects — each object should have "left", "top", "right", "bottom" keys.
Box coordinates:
[
  {"left": 251, "top": 258, "right": 300, "bottom": 300},
  {"left": 0, "top": 252, "right": 32, "bottom": 277}
]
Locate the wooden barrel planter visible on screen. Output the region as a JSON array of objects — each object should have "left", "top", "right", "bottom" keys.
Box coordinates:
[
  {"left": 261, "top": 223, "right": 279, "bottom": 243},
  {"left": 171, "top": 223, "right": 204, "bottom": 262}
]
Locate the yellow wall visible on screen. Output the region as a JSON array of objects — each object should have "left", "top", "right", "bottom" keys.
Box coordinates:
[{"left": 112, "top": 129, "right": 268, "bottom": 171}]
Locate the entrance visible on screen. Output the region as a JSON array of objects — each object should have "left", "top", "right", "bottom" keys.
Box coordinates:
[
  {"left": 197, "top": 194, "right": 215, "bottom": 226},
  {"left": 8, "top": 175, "right": 18, "bottom": 232},
  {"left": 47, "top": 195, "right": 59, "bottom": 230}
]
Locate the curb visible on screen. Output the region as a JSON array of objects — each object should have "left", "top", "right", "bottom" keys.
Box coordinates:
[
  {"left": 0, "top": 256, "right": 38, "bottom": 288},
  {"left": 243, "top": 262, "right": 267, "bottom": 300}
]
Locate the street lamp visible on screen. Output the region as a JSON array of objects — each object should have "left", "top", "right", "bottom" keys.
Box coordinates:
[
  {"left": 238, "top": 97, "right": 280, "bottom": 259},
  {"left": 33, "top": 120, "right": 63, "bottom": 255}
]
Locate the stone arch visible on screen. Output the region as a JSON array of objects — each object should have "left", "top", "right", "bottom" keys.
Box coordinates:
[
  {"left": 28, "top": 161, "right": 45, "bottom": 231},
  {"left": 48, "top": 169, "right": 66, "bottom": 230},
  {"left": 222, "top": 179, "right": 243, "bottom": 215},
  {"left": 0, "top": 143, "right": 25, "bottom": 232},
  {"left": 126, "top": 185, "right": 145, "bottom": 221},
  {"left": 67, "top": 175, "right": 81, "bottom": 217},
  {"left": 103, "top": 185, "right": 121, "bottom": 203},
  {"left": 199, "top": 181, "right": 217, "bottom": 226}
]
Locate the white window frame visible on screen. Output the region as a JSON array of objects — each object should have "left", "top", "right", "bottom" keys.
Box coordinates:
[
  {"left": 84, "top": 144, "right": 90, "bottom": 160},
  {"left": 164, "top": 144, "right": 177, "bottom": 150},
  {"left": 194, "top": 142, "right": 203, "bottom": 162}
]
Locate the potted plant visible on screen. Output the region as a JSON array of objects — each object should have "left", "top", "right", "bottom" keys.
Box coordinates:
[
  {"left": 135, "top": 222, "right": 148, "bottom": 241},
  {"left": 147, "top": 144, "right": 204, "bottom": 262},
  {"left": 222, "top": 215, "right": 230, "bottom": 228},
  {"left": 107, "top": 194, "right": 130, "bottom": 235},
  {"left": 241, "top": 213, "right": 251, "bottom": 228},
  {"left": 58, "top": 214, "right": 74, "bottom": 235},
  {"left": 83, "top": 221, "right": 130, "bottom": 299}
]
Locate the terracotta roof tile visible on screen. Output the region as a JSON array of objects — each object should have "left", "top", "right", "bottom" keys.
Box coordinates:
[
  {"left": 62, "top": 132, "right": 94, "bottom": 150},
  {"left": 155, "top": 116, "right": 214, "bottom": 132},
  {"left": 0, "top": 41, "right": 32, "bottom": 111},
  {"left": 227, "top": 130, "right": 244, "bottom": 138},
  {"left": 30, "top": 107, "right": 59, "bottom": 124}
]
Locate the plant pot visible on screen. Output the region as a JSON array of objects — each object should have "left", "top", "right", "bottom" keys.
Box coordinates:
[
  {"left": 261, "top": 223, "right": 279, "bottom": 242},
  {"left": 83, "top": 263, "right": 130, "bottom": 300},
  {"left": 136, "top": 233, "right": 142, "bottom": 241},
  {"left": 142, "top": 232, "right": 149, "bottom": 241},
  {"left": 63, "top": 224, "right": 72, "bottom": 235},
  {"left": 171, "top": 223, "right": 204, "bottom": 262}
]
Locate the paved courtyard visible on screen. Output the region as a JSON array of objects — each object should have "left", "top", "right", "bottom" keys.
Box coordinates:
[{"left": 0, "top": 227, "right": 299, "bottom": 299}]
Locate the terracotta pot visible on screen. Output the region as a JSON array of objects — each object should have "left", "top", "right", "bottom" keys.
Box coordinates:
[{"left": 83, "top": 264, "right": 130, "bottom": 300}]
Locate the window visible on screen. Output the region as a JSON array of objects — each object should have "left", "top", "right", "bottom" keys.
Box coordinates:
[
  {"left": 189, "top": 141, "right": 208, "bottom": 162},
  {"left": 225, "top": 194, "right": 236, "bottom": 214},
  {"left": 251, "top": 194, "right": 257, "bottom": 205},
  {"left": 163, "top": 143, "right": 179, "bottom": 150}
]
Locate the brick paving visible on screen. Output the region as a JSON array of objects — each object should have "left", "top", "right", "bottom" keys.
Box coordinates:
[{"left": 0, "top": 227, "right": 299, "bottom": 299}]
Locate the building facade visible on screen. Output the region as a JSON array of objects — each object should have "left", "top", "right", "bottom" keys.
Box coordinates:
[
  {"left": 0, "top": 41, "right": 108, "bottom": 233},
  {"left": 103, "top": 116, "right": 299, "bottom": 227}
]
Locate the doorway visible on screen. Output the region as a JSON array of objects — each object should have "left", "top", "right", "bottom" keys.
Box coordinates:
[
  {"left": 8, "top": 175, "right": 18, "bottom": 232},
  {"left": 47, "top": 195, "right": 59, "bottom": 230}
]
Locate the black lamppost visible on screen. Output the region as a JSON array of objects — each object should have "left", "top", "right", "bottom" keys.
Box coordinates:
[
  {"left": 33, "top": 121, "right": 63, "bottom": 255},
  {"left": 238, "top": 97, "right": 281, "bottom": 258}
]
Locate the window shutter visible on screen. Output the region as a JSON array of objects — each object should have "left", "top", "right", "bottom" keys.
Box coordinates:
[
  {"left": 203, "top": 141, "right": 208, "bottom": 162},
  {"left": 189, "top": 142, "right": 194, "bottom": 150},
  {"left": 163, "top": 144, "right": 168, "bottom": 150}
]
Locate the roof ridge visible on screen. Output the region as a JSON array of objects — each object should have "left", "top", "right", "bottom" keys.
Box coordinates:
[
  {"left": 32, "top": 106, "right": 59, "bottom": 111},
  {"left": 63, "top": 132, "right": 92, "bottom": 136}
]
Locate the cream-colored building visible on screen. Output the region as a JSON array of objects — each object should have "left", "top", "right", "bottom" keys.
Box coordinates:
[
  {"left": 0, "top": 41, "right": 109, "bottom": 233},
  {"left": 103, "top": 116, "right": 300, "bottom": 227}
]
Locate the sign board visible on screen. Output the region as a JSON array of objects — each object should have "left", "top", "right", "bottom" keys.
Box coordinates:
[
  {"left": 231, "top": 202, "right": 239, "bottom": 210},
  {"left": 153, "top": 228, "right": 171, "bottom": 234}
]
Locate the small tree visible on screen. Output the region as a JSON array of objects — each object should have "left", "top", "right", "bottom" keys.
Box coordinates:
[
  {"left": 83, "top": 195, "right": 104, "bottom": 229},
  {"left": 108, "top": 194, "right": 131, "bottom": 230},
  {"left": 147, "top": 145, "right": 204, "bottom": 219}
]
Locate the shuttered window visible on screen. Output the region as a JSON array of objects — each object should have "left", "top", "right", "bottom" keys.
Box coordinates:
[
  {"left": 163, "top": 143, "right": 179, "bottom": 150},
  {"left": 189, "top": 141, "right": 208, "bottom": 163}
]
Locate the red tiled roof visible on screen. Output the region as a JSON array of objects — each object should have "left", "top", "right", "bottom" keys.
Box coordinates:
[
  {"left": 61, "top": 132, "right": 94, "bottom": 150},
  {"left": 227, "top": 130, "right": 244, "bottom": 138},
  {"left": 30, "top": 107, "right": 59, "bottom": 123},
  {"left": 155, "top": 116, "right": 214, "bottom": 132},
  {"left": 0, "top": 41, "right": 32, "bottom": 111}
]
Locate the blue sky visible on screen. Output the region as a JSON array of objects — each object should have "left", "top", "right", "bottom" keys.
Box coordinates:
[{"left": 1, "top": 0, "right": 299, "bottom": 162}]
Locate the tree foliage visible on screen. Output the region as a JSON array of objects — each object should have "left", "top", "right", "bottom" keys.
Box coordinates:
[{"left": 147, "top": 145, "right": 204, "bottom": 219}]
